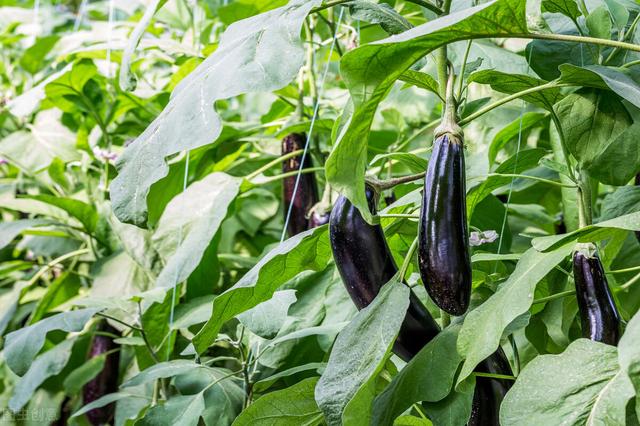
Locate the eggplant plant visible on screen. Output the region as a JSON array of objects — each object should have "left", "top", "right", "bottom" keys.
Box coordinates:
[{"left": 2, "top": 0, "right": 640, "bottom": 425}]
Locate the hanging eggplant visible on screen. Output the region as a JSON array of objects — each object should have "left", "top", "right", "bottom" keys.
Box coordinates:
[
  {"left": 329, "top": 185, "right": 440, "bottom": 357},
  {"left": 282, "top": 133, "right": 320, "bottom": 236},
  {"left": 82, "top": 323, "right": 121, "bottom": 426},
  {"left": 329, "top": 186, "right": 512, "bottom": 423},
  {"left": 573, "top": 244, "right": 621, "bottom": 345},
  {"left": 418, "top": 68, "right": 471, "bottom": 316}
]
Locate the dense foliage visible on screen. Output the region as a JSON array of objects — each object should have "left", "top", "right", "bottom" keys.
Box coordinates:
[{"left": 2, "top": 0, "right": 640, "bottom": 424}]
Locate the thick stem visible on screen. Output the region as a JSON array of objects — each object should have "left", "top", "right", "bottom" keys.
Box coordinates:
[
  {"left": 577, "top": 171, "right": 593, "bottom": 228},
  {"left": 435, "top": 62, "right": 462, "bottom": 138},
  {"left": 246, "top": 149, "right": 304, "bottom": 180},
  {"left": 366, "top": 171, "right": 426, "bottom": 191}
]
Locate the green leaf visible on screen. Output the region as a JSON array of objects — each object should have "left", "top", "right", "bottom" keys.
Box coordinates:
[
  {"left": 62, "top": 352, "right": 107, "bottom": 394},
  {"left": 468, "top": 71, "right": 563, "bottom": 110},
  {"left": 25, "top": 194, "right": 98, "bottom": 232},
  {"left": 349, "top": 1, "right": 412, "bottom": 35},
  {"left": 618, "top": 311, "right": 640, "bottom": 420},
  {"left": 193, "top": 226, "right": 331, "bottom": 354},
  {"left": 123, "top": 360, "right": 204, "bottom": 388},
  {"left": 532, "top": 210, "right": 640, "bottom": 251},
  {"left": 136, "top": 393, "right": 205, "bottom": 426},
  {"left": 110, "top": 0, "right": 322, "bottom": 226},
  {"left": 399, "top": 70, "right": 440, "bottom": 98},
  {"left": 237, "top": 290, "right": 297, "bottom": 339},
  {"left": 457, "top": 243, "right": 573, "bottom": 383},
  {"left": 601, "top": 186, "right": 640, "bottom": 220},
  {"left": 9, "top": 338, "right": 76, "bottom": 411},
  {"left": 542, "top": 0, "right": 581, "bottom": 20},
  {"left": 488, "top": 113, "right": 548, "bottom": 165},
  {"left": 501, "top": 339, "right": 634, "bottom": 425},
  {"left": 315, "top": 281, "right": 410, "bottom": 426},
  {"left": 71, "top": 392, "right": 147, "bottom": 419},
  {"left": 559, "top": 64, "right": 640, "bottom": 109},
  {"left": 372, "top": 325, "right": 463, "bottom": 425},
  {"left": 253, "top": 363, "right": 326, "bottom": 393},
  {"left": 0, "top": 219, "right": 50, "bottom": 250},
  {"left": 422, "top": 378, "right": 474, "bottom": 426},
  {"left": 586, "top": 122, "right": 640, "bottom": 185},
  {"left": 152, "top": 173, "right": 241, "bottom": 290},
  {"left": 586, "top": 6, "right": 612, "bottom": 40},
  {"left": 554, "top": 89, "right": 631, "bottom": 169},
  {"left": 29, "top": 272, "right": 82, "bottom": 324},
  {"left": 325, "top": 0, "right": 529, "bottom": 224},
  {"left": 0, "top": 115, "right": 79, "bottom": 174},
  {"left": 20, "top": 35, "right": 59, "bottom": 74},
  {"left": 467, "top": 149, "right": 547, "bottom": 218},
  {"left": 233, "top": 377, "right": 323, "bottom": 426},
  {"left": 44, "top": 60, "right": 98, "bottom": 113},
  {"left": 4, "top": 308, "right": 100, "bottom": 376},
  {"left": 370, "top": 152, "right": 428, "bottom": 174}
]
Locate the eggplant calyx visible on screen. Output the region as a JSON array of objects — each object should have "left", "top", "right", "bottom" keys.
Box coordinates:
[
  {"left": 435, "top": 62, "right": 463, "bottom": 140},
  {"left": 574, "top": 242, "right": 597, "bottom": 258}
]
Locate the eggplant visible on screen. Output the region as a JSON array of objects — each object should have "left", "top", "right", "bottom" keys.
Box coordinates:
[
  {"left": 329, "top": 185, "right": 439, "bottom": 359},
  {"left": 573, "top": 247, "right": 621, "bottom": 345},
  {"left": 469, "top": 348, "right": 513, "bottom": 426},
  {"left": 418, "top": 133, "right": 471, "bottom": 315},
  {"left": 82, "top": 323, "right": 121, "bottom": 425},
  {"left": 282, "top": 133, "right": 319, "bottom": 236},
  {"left": 309, "top": 210, "right": 330, "bottom": 228},
  {"left": 330, "top": 187, "right": 512, "bottom": 423}
]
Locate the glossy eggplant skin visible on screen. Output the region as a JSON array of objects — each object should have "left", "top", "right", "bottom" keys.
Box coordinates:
[
  {"left": 419, "top": 133, "right": 471, "bottom": 316},
  {"left": 469, "top": 348, "right": 513, "bottom": 426},
  {"left": 573, "top": 251, "right": 621, "bottom": 345},
  {"left": 329, "top": 186, "right": 440, "bottom": 360},
  {"left": 282, "top": 133, "right": 319, "bottom": 237},
  {"left": 82, "top": 323, "right": 120, "bottom": 426}
]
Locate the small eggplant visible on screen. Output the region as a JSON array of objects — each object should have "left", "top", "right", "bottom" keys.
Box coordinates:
[
  {"left": 282, "top": 133, "right": 319, "bottom": 237},
  {"left": 573, "top": 246, "right": 621, "bottom": 345},
  {"left": 418, "top": 133, "right": 471, "bottom": 315},
  {"left": 469, "top": 348, "right": 513, "bottom": 426},
  {"left": 329, "top": 185, "right": 439, "bottom": 359},
  {"left": 82, "top": 323, "right": 121, "bottom": 426}
]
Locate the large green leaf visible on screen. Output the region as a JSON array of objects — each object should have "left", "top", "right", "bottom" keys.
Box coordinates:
[
  {"left": 4, "top": 307, "right": 100, "bottom": 376},
  {"left": 25, "top": 194, "right": 98, "bottom": 232},
  {"left": 152, "top": 172, "right": 241, "bottom": 290},
  {"left": 110, "top": 0, "right": 321, "bottom": 226},
  {"left": 559, "top": 64, "right": 640, "bottom": 108},
  {"left": 532, "top": 210, "right": 640, "bottom": 251},
  {"left": 372, "top": 325, "right": 463, "bottom": 425},
  {"left": 457, "top": 243, "right": 573, "bottom": 383},
  {"left": 9, "top": 338, "right": 76, "bottom": 411},
  {"left": 315, "top": 281, "right": 409, "bottom": 426},
  {"left": 193, "top": 226, "right": 331, "bottom": 354},
  {"left": 501, "top": 339, "right": 634, "bottom": 425},
  {"left": 326, "top": 0, "right": 530, "bottom": 223},
  {"left": 349, "top": 1, "right": 412, "bottom": 35},
  {"left": 136, "top": 394, "right": 205, "bottom": 426},
  {"left": 618, "top": 311, "right": 640, "bottom": 420},
  {"left": 233, "top": 377, "right": 323, "bottom": 426},
  {"left": 0, "top": 219, "right": 50, "bottom": 250}
]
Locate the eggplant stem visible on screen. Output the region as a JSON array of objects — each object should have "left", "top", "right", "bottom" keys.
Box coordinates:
[
  {"left": 366, "top": 171, "right": 426, "bottom": 191},
  {"left": 398, "top": 237, "right": 419, "bottom": 281},
  {"left": 435, "top": 62, "right": 463, "bottom": 139}
]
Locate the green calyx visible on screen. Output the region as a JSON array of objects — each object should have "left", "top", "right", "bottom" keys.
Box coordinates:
[{"left": 434, "top": 62, "right": 463, "bottom": 141}]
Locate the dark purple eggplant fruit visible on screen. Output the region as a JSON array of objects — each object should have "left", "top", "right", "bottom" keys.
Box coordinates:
[
  {"left": 418, "top": 132, "right": 471, "bottom": 315},
  {"left": 329, "top": 185, "right": 439, "bottom": 359},
  {"left": 282, "top": 133, "right": 319, "bottom": 236},
  {"left": 469, "top": 348, "right": 513, "bottom": 426},
  {"left": 330, "top": 186, "right": 512, "bottom": 423},
  {"left": 82, "top": 323, "right": 121, "bottom": 426},
  {"left": 573, "top": 246, "right": 621, "bottom": 345}
]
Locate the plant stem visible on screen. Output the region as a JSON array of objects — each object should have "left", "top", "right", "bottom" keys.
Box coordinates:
[
  {"left": 609, "top": 265, "right": 640, "bottom": 274},
  {"left": 26, "top": 248, "right": 91, "bottom": 287},
  {"left": 398, "top": 237, "right": 418, "bottom": 281},
  {"left": 456, "top": 40, "right": 473, "bottom": 100},
  {"left": 473, "top": 372, "right": 517, "bottom": 381},
  {"left": 577, "top": 171, "right": 592, "bottom": 228},
  {"left": 253, "top": 167, "right": 324, "bottom": 184},
  {"left": 405, "top": 0, "right": 444, "bottom": 15},
  {"left": 459, "top": 81, "right": 572, "bottom": 126},
  {"left": 532, "top": 289, "right": 576, "bottom": 305},
  {"left": 379, "top": 213, "right": 419, "bottom": 219},
  {"left": 619, "top": 271, "right": 640, "bottom": 291},
  {"left": 522, "top": 32, "right": 640, "bottom": 54},
  {"left": 367, "top": 171, "right": 426, "bottom": 191},
  {"left": 486, "top": 173, "right": 577, "bottom": 188},
  {"left": 96, "top": 312, "right": 144, "bottom": 332},
  {"left": 245, "top": 149, "right": 304, "bottom": 180}
]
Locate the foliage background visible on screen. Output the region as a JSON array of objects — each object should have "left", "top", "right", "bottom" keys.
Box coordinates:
[{"left": 1, "top": 0, "right": 640, "bottom": 424}]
